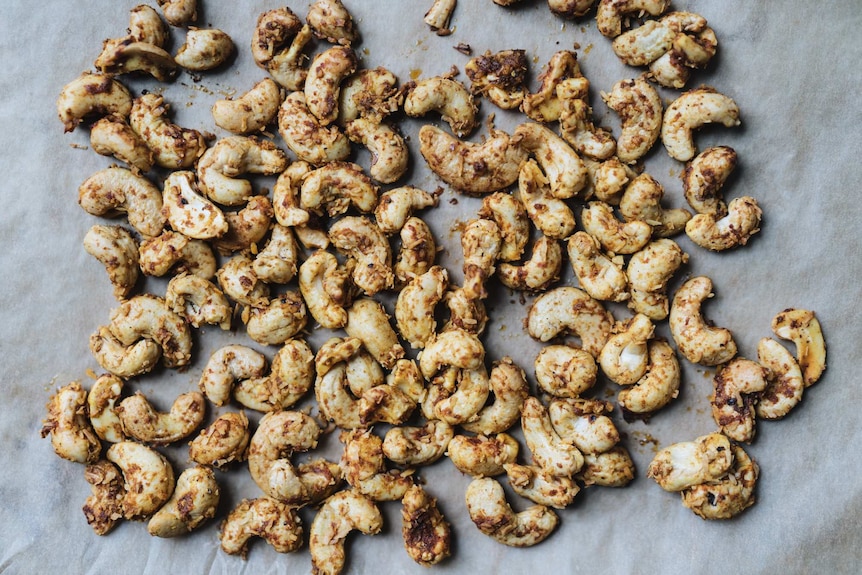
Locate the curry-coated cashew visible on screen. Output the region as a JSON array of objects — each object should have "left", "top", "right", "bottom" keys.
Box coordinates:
[
  {"left": 174, "top": 28, "right": 234, "bottom": 71},
  {"left": 83, "top": 224, "right": 139, "bottom": 300},
  {"left": 466, "top": 477, "right": 559, "bottom": 547},
  {"left": 772, "top": 308, "right": 826, "bottom": 387},
  {"left": 685, "top": 196, "right": 762, "bottom": 251},
  {"left": 211, "top": 196, "right": 274, "bottom": 255},
  {"left": 345, "top": 298, "right": 405, "bottom": 369},
  {"left": 251, "top": 224, "right": 299, "bottom": 284},
  {"left": 395, "top": 266, "right": 448, "bottom": 349},
  {"left": 88, "top": 374, "right": 125, "bottom": 443},
  {"left": 680, "top": 444, "right": 758, "bottom": 520},
  {"left": 661, "top": 87, "right": 741, "bottom": 162},
  {"left": 432, "top": 366, "right": 492, "bottom": 425},
  {"left": 462, "top": 358, "right": 530, "bottom": 436},
  {"left": 419, "top": 328, "right": 485, "bottom": 379},
  {"left": 682, "top": 146, "right": 736, "bottom": 217},
  {"left": 108, "top": 294, "right": 192, "bottom": 368},
  {"left": 310, "top": 490, "right": 383, "bottom": 575},
  {"left": 188, "top": 411, "right": 250, "bottom": 469},
  {"left": 610, "top": 20, "right": 675, "bottom": 67},
  {"left": 233, "top": 339, "right": 315, "bottom": 412},
  {"left": 253, "top": 8, "right": 312, "bottom": 91},
  {"left": 106, "top": 441, "right": 175, "bottom": 520},
  {"left": 157, "top": 0, "right": 197, "bottom": 26},
  {"left": 648, "top": 13, "right": 718, "bottom": 89},
  {"left": 307, "top": 0, "right": 358, "bottom": 45},
  {"left": 517, "top": 159, "right": 576, "bottom": 240},
  {"left": 299, "top": 250, "right": 350, "bottom": 329},
  {"left": 130, "top": 94, "right": 207, "bottom": 169},
  {"left": 314, "top": 338, "right": 366, "bottom": 429},
  {"left": 534, "top": 345, "right": 597, "bottom": 398},
  {"left": 57, "top": 72, "right": 132, "bottom": 132},
  {"left": 375, "top": 186, "right": 438, "bottom": 234},
  {"left": 548, "top": 398, "right": 619, "bottom": 455},
  {"left": 330, "top": 217, "right": 394, "bottom": 296},
  {"left": 514, "top": 122, "right": 587, "bottom": 199},
  {"left": 647, "top": 432, "right": 733, "bottom": 492},
  {"left": 596, "top": 0, "right": 670, "bottom": 37},
  {"left": 305, "top": 46, "right": 358, "bottom": 126},
  {"left": 626, "top": 238, "right": 688, "bottom": 320},
  {"left": 424, "top": 0, "right": 456, "bottom": 34},
  {"left": 477, "top": 192, "right": 529, "bottom": 262},
  {"left": 599, "top": 313, "right": 654, "bottom": 385},
  {"left": 165, "top": 274, "right": 231, "bottom": 330},
  {"left": 567, "top": 231, "right": 629, "bottom": 302},
  {"left": 220, "top": 497, "right": 303, "bottom": 557},
  {"left": 242, "top": 291, "right": 308, "bottom": 346},
  {"left": 90, "top": 115, "right": 153, "bottom": 173},
  {"left": 522, "top": 397, "right": 584, "bottom": 477},
  {"left": 441, "top": 286, "right": 488, "bottom": 335},
  {"left": 383, "top": 420, "right": 453, "bottom": 466},
  {"left": 620, "top": 173, "right": 692, "bottom": 238},
  {"left": 601, "top": 77, "right": 662, "bottom": 164},
  {"left": 94, "top": 38, "right": 177, "bottom": 82},
  {"left": 669, "top": 276, "right": 737, "bottom": 366},
  {"left": 82, "top": 460, "right": 125, "bottom": 535},
  {"left": 582, "top": 157, "right": 637, "bottom": 204},
  {"left": 162, "top": 171, "right": 228, "bottom": 240},
  {"left": 301, "top": 161, "right": 379, "bottom": 217},
  {"left": 505, "top": 462, "right": 581, "bottom": 509},
  {"left": 118, "top": 391, "right": 205, "bottom": 445},
  {"left": 580, "top": 200, "right": 652, "bottom": 255},
  {"left": 618, "top": 338, "right": 681, "bottom": 414},
  {"left": 147, "top": 466, "right": 219, "bottom": 537},
  {"left": 212, "top": 78, "right": 282, "bottom": 134},
  {"left": 709, "top": 358, "right": 768, "bottom": 443},
  {"left": 395, "top": 216, "right": 438, "bottom": 285},
  {"left": 405, "top": 77, "right": 478, "bottom": 137},
  {"left": 340, "top": 429, "right": 414, "bottom": 501},
  {"left": 461, "top": 218, "right": 502, "bottom": 300},
  {"left": 278, "top": 91, "right": 351, "bottom": 165},
  {"left": 346, "top": 118, "right": 409, "bottom": 184},
  {"left": 521, "top": 50, "right": 580, "bottom": 123},
  {"left": 128, "top": 4, "right": 168, "bottom": 45},
  {"left": 197, "top": 136, "right": 287, "bottom": 207},
  {"left": 577, "top": 446, "right": 636, "bottom": 487},
  {"left": 78, "top": 166, "right": 165, "bottom": 237},
  {"left": 271, "top": 160, "right": 311, "bottom": 227},
  {"left": 419, "top": 125, "right": 528, "bottom": 194},
  {"left": 526, "top": 286, "right": 614, "bottom": 357},
  {"left": 557, "top": 77, "right": 617, "bottom": 161},
  {"left": 755, "top": 337, "right": 805, "bottom": 420},
  {"left": 89, "top": 325, "right": 162, "bottom": 378},
  {"left": 41, "top": 382, "right": 101, "bottom": 464},
  {"left": 497, "top": 235, "right": 563, "bottom": 292},
  {"left": 139, "top": 231, "right": 217, "bottom": 279},
  {"left": 447, "top": 433, "right": 520, "bottom": 477},
  {"left": 465, "top": 49, "right": 528, "bottom": 110},
  {"left": 401, "top": 484, "right": 452, "bottom": 566},
  {"left": 198, "top": 344, "right": 267, "bottom": 406},
  {"left": 216, "top": 253, "right": 269, "bottom": 306},
  {"left": 338, "top": 67, "right": 403, "bottom": 125},
  {"left": 547, "top": 0, "right": 596, "bottom": 17}
]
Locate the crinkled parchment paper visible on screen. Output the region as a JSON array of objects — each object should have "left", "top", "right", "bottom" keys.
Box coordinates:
[{"left": 2, "top": 1, "right": 861, "bottom": 573}]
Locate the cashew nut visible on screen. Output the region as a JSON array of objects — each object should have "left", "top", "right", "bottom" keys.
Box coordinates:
[
  {"left": 147, "top": 466, "right": 219, "bottom": 537},
  {"left": 461, "top": 218, "right": 502, "bottom": 300},
  {"left": 602, "top": 77, "right": 663, "bottom": 164},
  {"left": 395, "top": 266, "right": 447, "bottom": 349},
  {"left": 252, "top": 223, "right": 299, "bottom": 284},
  {"left": 521, "top": 50, "right": 580, "bottom": 123},
  {"left": 526, "top": 286, "right": 614, "bottom": 358},
  {"left": 118, "top": 391, "right": 205, "bottom": 445},
  {"left": 383, "top": 420, "right": 453, "bottom": 466},
  {"left": 515, "top": 121, "right": 588, "bottom": 199},
  {"left": 242, "top": 291, "right": 308, "bottom": 346},
  {"left": 710, "top": 358, "right": 768, "bottom": 443},
  {"left": 197, "top": 136, "right": 287, "bottom": 207},
  {"left": 188, "top": 411, "right": 250, "bottom": 469},
  {"left": 610, "top": 20, "right": 675, "bottom": 67},
  {"left": 419, "top": 328, "right": 484, "bottom": 380},
  {"left": 41, "top": 381, "right": 101, "bottom": 464},
  {"left": 338, "top": 67, "right": 403, "bottom": 125},
  {"left": 305, "top": 46, "right": 359, "bottom": 126},
  {"left": 94, "top": 38, "right": 177, "bottom": 82},
  {"left": 680, "top": 444, "right": 759, "bottom": 520},
  {"left": 330, "top": 217, "right": 394, "bottom": 296},
  {"left": 466, "top": 49, "right": 528, "bottom": 110},
  {"left": 580, "top": 200, "right": 652, "bottom": 255},
  {"left": 522, "top": 397, "right": 584, "bottom": 477},
  {"left": 163, "top": 272, "right": 232, "bottom": 325},
  {"left": 447, "top": 433, "right": 520, "bottom": 477},
  {"left": 198, "top": 345, "right": 267, "bottom": 406},
  {"left": 401, "top": 484, "right": 452, "bottom": 566},
  {"left": 682, "top": 146, "right": 736, "bottom": 217},
  {"left": 162, "top": 171, "right": 228, "bottom": 240},
  {"left": 497, "top": 235, "right": 563, "bottom": 292},
  {"left": 212, "top": 78, "right": 282, "bottom": 135},
  {"left": 157, "top": 0, "right": 197, "bottom": 26},
  {"left": 462, "top": 357, "right": 530, "bottom": 436},
  {"left": 345, "top": 118, "right": 409, "bottom": 184},
  {"left": 216, "top": 253, "right": 269, "bottom": 306},
  {"left": 618, "top": 338, "right": 681, "bottom": 414},
  {"left": 557, "top": 77, "right": 617, "bottom": 161},
  {"left": 534, "top": 345, "right": 597, "bottom": 398},
  {"left": 220, "top": 497, "right": 303, "bottom": 557},
  {"left": 405, "top": 76, "right": 478, "bottom": 137},
  {"left": 83, "top": 224, "right": 140, "bottom": 300},
  {"left": 271, "top": 160, "right": 311, "bottom": 228},
  {"left": 375, "top": 186, "right": 438, "bottom": 234},
  {"left": 596, "top": 0, "right": 671, "bottom": 37},
  {"left": 174, "top": 28, "right": 234, "bottom": 71},
  {"left": 620, "top": 173, "right": 692, "bottom": 238},
  {"left": 465, "top": 477, "right": 559, "bottom": 547},
  {"left": 128, "top": 5, "right": 167, "bottom": 48},
  {"left": 442, "top": 285, "right": 488, "bottom": 335},
  {"left": 129, "top": 93, "right": 207, "bottom": 169},
  {"left": 504, "top": 463, "right": 580, "bottom": 509},
  {"left": 89, "top": 325, "right": 161, "bottom": 378},
  {"left": 670, "top": 276, "right": 737, "bottom": 366},
  {"left": 431, "top": 366, "right": 492, "bottom": 425},
  {"left": 685, "top": 196, "right": 762, "bottom": 251},
  {"left": 626, "top": 238, "right": 688, "bottom": 320},
  {"left": 755, "top": 337, "right": 805, "bottom": 420},
  {"left": 548, "top": 398, "right": 619, "bottom": 454},
  {"left": 583, "top": 156, "right": 637, "bottom": 204},
  {"left": 307, "top": 0, "right": 358, "bottom": 45},
  {"left": 340, "top": 429, "right": 414, "bottom": 501},
  {"left": 345, "top": 298, "right": 405, "bottom": 370},
  {"left": 57, "top": 72, "right": 132, "bottom": 132},
  {"left": 661, "top": 87, "right": 741, "bottom": 162},
  {"left": 253, "top": 8, "right": 312, "bottom": 91},
  {"left": 108, "top": 294, "right": 193, "bottom": 368},
  {"left": 548, "top": 0, "right": 596, "bottom": 18},
  {"left": 212, "top": 196, "right": 274, "bottom": 255},
  {"left": 647, "top": 12, "right": 719, "bottom": 89},
  {"left": 315, "top": 338, "right": 367, "bottom": 429},
  {"left": 517, "top": 159, "right": 576, "bottom": 240},
  {"left": 599, "top": 313, "right": 654, "bottom": 385},
  {"left": 301, "top": 161, "right": 379, "bottom": 217},
  {"left": 139, "top": 231, "right": 217, "bottom": 279},
  {"left": 106, "top": 440, "right": 175, "bottom": 520},
  {"left": 89, "top": 115, "right": 153, "bottom": 172},
  {"left": 771, "top": 308, "right": 826, "bottom": 387},
  {"left": 78, "top": 166, "right": 165, "bottom": 237},
  {"left": 88, "top": 374, "right": 125, "bottom": 444},
  {"left": 424, "top": 0, "right": 456, "bottom": 34},
  {"left": 233, "top": 339, "right": 315, "bottom": 412},
  {"left": 278, "top": 91, "right": 351, "bottom": 165},
  {"left": 82, "top": 460, "right": 125, "bottom": 535},
  {"left": 298, "top": 251, "right": 349, "bottom": 329},
  {"left": 477, "top": 192, "right": 529, "bottom": 261},
  {"left": 567, "top": 231, "right": 629, "bottom": 302},
  {"left": 395, "top": 216, "right": 438, "bottom": 285},
  {"left": 309, "top": 490, "right": 383, "bottom": 575},
  {"left": 647, "top": 432, "right": 733, "bottom": 492},
  {"left": 577, "top": 446, "right": 636, "bottom": 487}
]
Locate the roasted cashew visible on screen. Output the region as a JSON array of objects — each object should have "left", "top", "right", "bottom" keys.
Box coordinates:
[
  {"left": 504, "top": 463, "right": 580, "bottom": 509},
  {"left": 157, "top": 0, "right": 197, "bottom": 26},
  {"left": 330, "top": 216, "right": 394, "bottom": 296},
  {"left": 611, "top": 20, "right": 675, "bottom": 67},
  {"left": 272, "top": 160, "right": 311, "bottom": 226},
  {"left": 94, "top": 38, "right": 177, "bottom": 82},
  {"left": 661, "top": 87, "right": 741, "bottom": 162},
  {"left": 233, "top": 339, "right": 315, "bottom": 412},
  {"left": 401, "top": 484, "right": 452, "bottom": 566},
  {"left": 82, "top": 460, "right": 125, "bottom": 535},
  {"left": 242, "top": 291, "right": 308, "bottom": 346},
  {"left": 602, "top": 77, "right": 663, "bottom": 164},
  {"left": 515, "top": 121, "right": 587, "bottom": 199},
  {"left": 419, "top": 125, "right": 528, "bottom": 194},
  {"left": 375, "top": 186, "right": 438, "bottom": 234},
  {"left": 669, "top": 276, "right": 737, "bottom": 366},
  {"left": 301, "top": 161, "right": 379, "bottom": 217},
  {"left": 174, "top": 28, "right": 233, "bottom": 71},
  {"left": 211, "top": 196, "right": 273, "bottom": 255},
  {"left": 108, "top": 294, "right": 192, "bottom": 368},
  {"left": 447, "top": 433, "right": 520, "bottom": 477},
  {"left": 599, "top": 313, "right": 654, "bottom": 385},
  {"left": 442, "top": 286, "right": 488, "bottom": 335},
  {"left": 188, "top": 411, "right": 250, "bottom": 469},
  {"left": 220, "top": 497, "right": 303, "bottom": 557},
  {"left": 346, "top": 119, "right": 409, "bottom": 184},
  {"left": 197, "top": 136, "right": 287, "bottom": 207},
  {"left": 106, "top": 441, "right": 175, "bottom": 520},
  {"left": 431, "top": 366, "right": 492, "bottom": 425},
  {"left": 772, "top": 308, "right": 826, "bottom": 387},
  {"left": 648, "top": 12, "right": 718, "bottom": 88},
  {"left": 465, "top": 49, "right": 528, "bottom": 110},
  {"left": 461, "top": 218, "right": 502, "bottom": 300},
  {"left": 548, "top": 398, "right": 619, "bottom": 454},
  {"left": 424, "top": 0, "right": 456, "bottom": 34},
  {"left": 522, "top": 397, "right": 583, "bottom": 477},
  {"left": 620, "top": 173, "right": 691, "bottom": 238},
  {"left": 618, "top": 338, "right": 679, "bottom": 413},
  {"left": 345, "top": 298, "right": 405, "bottom": 370},
  {"left": 497, "top": 235, "right": 563, "bottom": 292},
  {"left": 755, "top": 337, "right": 805, "bottom": 420},
  {"left": 212, "top": 78, "right": 282, "bottom": 135},
  {"left": 405, "top": 77, "right": 478, "bottom": 137},
  {"left": 299, "top": 250, "right": 350, "bottom": 329},
  {"left": 252, "top": 223, "right": 299, "bottom": 284},
  {"left": 307, "top": 0, "right": 358, "bottom": 45},
  {"left": 139, "top": 231, "right": 217, "bottom": 279},
  {"left": 147, "top": 466, "right": 219, "bottom": 537},
  {"left": 583, "top": 157, "right": 637, "bottom": 204},
  {"left": 216, "top": 253, "right": 269, "bottom": 306},
  {"left": 710, "top": 358, "right": 768, "bottom": 443},
  {"left": 596, "top": 0, "right": 671, "bottom": 37},
  {"left": 278, "top": 91, "right": 351, "bottom": 165},
  {"left": 534, "top": 345, "right": 597, "bottom": 398},
  {"left": 626, "top": 238, "right": 688, "bottom": 320},
  {"left": 465, "top": 477, "right": 558, "bottom": 547},
  {"left": 395, "top": 266, "right": 448, "bottom": 349},
  {"left": 556, "top": 76, "right": 617, "bottom": 162},
  {"left": 305, "top": 46, "right": 358, "bottom": 126},
  {"left": 395, "top": 216, "right": 438, "bottom": 285},
  {"left": 647, "top": 432, "right": 733, "bottom": 492},
  {"left": 88, "top": 374, "right": 125, "bottom": 443},
  {"left": 580, "top": 200, "right": 652, "bottom": 255},
  {"left": 548, "top": 0, "right": 596, "bottom": 18},
  {"left": 253, "top": 8, "right": 312, "bottom": 91},
  {"left": 156, "top": 274, "right": 229, "bottom": 327},
  {"left": 83, "top": 224, "right": 139, "bottom": 300},
  {"left": 129, "top": 94, "right": 207, "bottom": 169},
  {"left": 338, "top": 67, "right": 403, "bottom": 125},
  {"left": 418, "top": 328, "right": 484, "bottom": 380},
  {"left": 340, "top": 429, "right": 414, "bottom": 501},
  {"left": 309, "top": 490, "right": 383, "bottom": 575},
  {"left": 198, "top": 344, "right": 267, "bottom": 406},
  {"left": 517, "top": 159, "right": 576, "bottom": 240},
  {"left": 78, "top": 166, "right": 165, "bottom": 237},
  {"left": 358, "top": 384, "right": 418, "bottom": 427},
  {"left": 685, "top": 196, "right": 762, "bottom": 251},
  {"left": 462, "top": 358, "right": 530, "bottom": 436},
  {"left": 577, "top": 446, "right": 636, "bottom": 487},
  {"left": 90, "top": 115, "right": 153, "bottom": 172},
  {"left": 89, "top": 325, "right": 161, "bottom": 378},
  {"left": 41, "top": 382, "right": 101, "bottom": 464},
  {"left": 127, "top": 5, "right": 167, "bottom": 47},
  {"left": 567, "top": 231, "right": 629, "bottom": 302},
  {"left": 477, "top": 192, "right": 529, "bottom": 262},
  {"left": 682, "top": 146, "right": 736, "bottom": 217},
  {"left": 680, "top": 444, "right": 758, "bottom": 520},
  {"left": 383, "top": 420, "right": 453, "bottom": 466},
  {"left": 57, "top": 72, "right": 133, "bottom": 132},
  {"left": 526, "top": 286, "right": 614, "bottom": 358},
  {"left": 521, "top": 50, "right": 580, "bottom": 123},
  {"left": 162, "top": 171, "right": 228, "bottom": 240},
  {"left": 118, "top": 391, "right": 205, "bottom": 445}
]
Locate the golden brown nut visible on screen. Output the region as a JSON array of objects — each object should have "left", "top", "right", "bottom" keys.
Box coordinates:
[
  {"left": 401, "top": 485, "right": 451, "bottom": 566},
  {"left": 41, "top": 381, "right": 101, "bottom": 464},
  {"left": 220, "top": 498, "right": 303, "bottom": 557},
  {"left": 82, "top": 460, "right": 126, "bottom": 535},
  {"left": 466, "top": 49, "right": 528, "bottom": 110}
]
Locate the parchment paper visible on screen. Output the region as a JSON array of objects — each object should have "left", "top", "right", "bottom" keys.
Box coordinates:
[{"left": 2, "top": 1, "right": 861, "bottom": 573}]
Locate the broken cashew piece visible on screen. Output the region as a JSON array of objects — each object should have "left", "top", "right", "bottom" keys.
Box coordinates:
[
  {"left": 526, "top": 286, "right": 614, "bottom": 358},
  {"left": 188, "top": 411, "right": 251, "bottom": 469},
  {"left": 466, "top": 49, "right": 528, "bottom": 110},
  {"left": 771, "top": 308, "right": 826, "bottom": 387},
  {"left": 212, "top": 78, "right": 282, "bottom": 134},
  {"left": 147, "top": 466, "right": 219, "bottom": 537},
  {"left": 118, "top": 391, "right": 205, "bottom": 445},
  {"left": 220, "top": 497, "right": 303, "bottom": 557},
  {"left": 83, "top": 224, "right": 140, "bottom": 300},
  {"left": 685, "top": 196, "right": 762, "bottom": 251},
  {"left": 157, "top": 0, "right": 197, "bottom": 26},
  {"left": 82, "top": 460, "right": 125, "bottom": 535},
  {"left": 478, "top": 192, "right": 529, "bottom": 262},
  {"left": 405, "top": 76, "right": 478, "bottom": 137},
  {"left": 466, "top": 477, "right": 559, "bottom": 547},
  {"left": 310, "top": 490, "right": 383, "bottom": 575},
  {"left": 401, "top": 484, "right": 452, "bottom": 566},
  {"left": 578, "top": 446, "right": 636, "bottom": 487},
  {"left": 252, "top": 223, "right": 300, "bottom": 284},
  {"left": 521, "top": 50, "right": 580, "bottom": 123},
  {"left": 647, "top": 432, "right": 733, "bottom": 492},
  {"left": 338, "top": 67, "right": 402, "bottom": 125},
  {"left": 41, "top": 381, "right": 101, "bottom": 464},
  {"left": 106, "top": 441, "right": 175, "bottom": 520},
  {"left": 57, "top": 72, "right": 132, "bottom": 133},
  {"left": 669, "top": 276, "right": 737, "bottom": 366},
  {"left": 602, "top": 77, "right": 663, "bottom": 164},
  {"left": 557, "top": 77, "right": 617, "bottom": 161},
  {"left": 78, "top": 166, "right": 165, "bottom": 237},
  {"left": 461, "top": 218, "right": 502, "bottom": 300},
  {"left": 618, "top": 338, "right": 681, "bottom": 414},
  {"left": 447, "top": 433, "right": 520, "bottom": 477},
  {"left": 596, "top": 0, "right": 671, "bottom": 37},
  {"left": 661, "top": 87, "right": 741, "bottom": 162}
]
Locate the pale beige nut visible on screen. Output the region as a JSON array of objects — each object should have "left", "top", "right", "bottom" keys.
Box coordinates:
[
  {"left": 307, "top": 0, "right": 358, "bottom": 45},
  {"left": 461, "top": 218, "right": 502, "bottom": 300},
  {"left": 710, "top": 358, "right": 768, "bottom": 443},
  {"left": 139, "top": 231, "right": 217, "bottom": 279},
  {"left": 647, "top": 432, "right": 733, "bottom": 492},
  {"left": 685, "top": 196, "right": 762, "bottom": 251},
  {"left": 220, "top": 497, "right": 303, "bottom": 557},
  {"left": 611, "top": 20, "right": 675, "bottom": 67},
  {"left": 242, "top": 291, "right": 308, "bottom": 346},
  {"left": 305, "top": 45, "right": 359, "bottom": 125},
  {"left": 462, "top": 358, "right": 530, "bottom": 436},
  {"left": 648, "top": 12, "right": 718, "bottom": 89},
  {"left": 299, "top": 250, "right": 350, "bottom": 329},
  {"left": 626, "top": 238, "right": 688, "bottom": 320},
  {"left": 198, "top": 345, "right": 267, "bottom": 406},
  {"left": 556, "top": 77, "right": 617, "bottom": 164},
  {"left": 129, "top": 93, "right": 207, "bottom": 169},
  {"left": 128, "top": 5, "right": 167, "bottom": 47},
  {"left": 517, "top": 159, "right": 576, "bottom": 240},
  {"left": 396, "top": 266, "right": 448, "bottom": 349},
  {"left": 314, "top": 338, "right": 366, "bottom": 429},
  {"left": 465, "top": 49, "right": 528, "bottom": 110},
  {"left": 465, "top": 477, "right": 559, "bottom": 547},
  {"left": 618, "top": 338, "right": 681, "bottom": 414},
  {"left": 447, "top": 433, "right": 519, "bottom": 477},
  {"left": 383, "top": 420, "right": 453, "bottom": 466},
  {"left": 682, "top": 146, "right": 736, "bottom": 217},
  {"left": 580, "top": 200, "right": 652, "bottom": 255},
  {"left": 548, "top": 398, "right": 619, "bottom": 454},
  {"left": 599, "top": 313, "right": 654, "bottom": 385},
  {"left": 401, "top": 484, "right": 452, "bottom": 566},
  {"left": 233, "top": 339, "right": 315, "bottom": 412},
  {"left": 345, "top": 298, "right": 405, "bottom": 370},
  {"left": 548, "top": 0, "right": 596, "bottom": 18},
  {"left": 358, "top": 383, "right": 419, "bottom": 426},
  {"left": 497, "top": 235, "right": 563, "bottom": 292},
  {"left": 596, "top": 0, "right": 671, "bottom": 37},
  {"left": 147, "top": 466, "right": 219, "bottom": 537},
  {"left": 212, "top": 78, "right": 282, "bottom": 134},
  {"left": 118, "top": 391, "right": 205, "bottom": 445},
  {"left": 252, "top": 223, "right": 299, "bottom": 284},
  {"left": 771, "top": 308, "right": 826, "bottom": 387},
  {"left": 78, "top": 166, "right": 165, "bottom": 237},
  {"left": 433, "top": 366, "right": 492, "bottom": 425},
  {"left": 504, "top": 462, "right": 580, "bottom": 509},
  {"left": 188, "top": 411, "right": 251, "bottom": 469},
  {"left": 88, "top": 374, "right": 125, "bottom": 444},
  {"left": 755, "top": 337, "right": 805, "bottom": 420},
  {"left": 395, "top": 216, "right": 438, "bottom": 285},
  {"left": 82, "top": 460, "right": 126, "bottom": 535},
  {"left": 197, "top": 136, "right": 287, "bottom": 207},
  {"left": 301, "top": 161, "right": 379, "bottom": 217},
  {"left": 419, "top": 328, "right": 484, "bottom": 380},
  {"left": 106, "top": 440, "right": 175, "bottom": 520},
  {"left": 174, "top": 28, "right": 233, "bottom": 71},
  {"left": 375, "top": 186, "right": 438, "bottom": 234},
  {"left": 577, "top": 446, "right": 636, "bottom": 487},
  {"left": 340, "top": 429, "right": 414, "bottom": 501},
  {"left": 346, "top": 118, "right": 409, "bottom": 184},
  {"left": 477, "top": 192, "right": 529, "bottom": 262},
  {"left": 442, "top": 286, "right": 488, "bottom": 335},
  {"left": 162, "top": 171, "right": 228, "bottom": 240},
  {"left": 669, "top": 276, "right": 737, "bottom": 366},
  {"left": 329, "top": 216, "right": 393, "bottom": 296},
  {"left": 526, "top": 286, "right": 614, "bottom": 358},
  {"left": 583, "top": 156, "right": 637, "bottom": 204},
  {"left": 90, "top": 115, "right": 153, "bottom": 172},
  {"left": 83, "top": 224, "right": 140, "bottom": 300},
  {"left": 89, "top": 325, "right": 162, "bottom": 378},
  {"left": 41, "top": 381, "right": 101, "bottom": 464},
  {"left": 522, "top": 397, "right": 584, "bottom": 477},
  {"left": 424, "top": 0, "right": 456, "bottom": 34},
  {"left": 661, "top": 87, "right": 741, "bottom": 162},
  {"left": 405, "top": 76, "right": 478, "bottom": 137},
  {"left": 165, "top": 274, "right": 231, "bottom": 330},
  {"left": 567, "top": 231, "right": 629, "bottom": 302},
  {"left": 681, "top": 444, "right": 758, "bottom": 520},
  {"left": 278, "top": 91, "right": 351, "bottom": 165},
  {"left": 108, "top": 294, "right": 192, "bottom": 368},
  {"left": 419, "top": 125, "right": 528, "bottom": 194},
  {"left": 534, "top": 345, "right": 597, "bottom": 398},
  {"left": 515, "top": 121, "right": 588, "bottom": 199},
  {"left": 212, "top": 196, "right": 274, "bottom": 255},
  {"left": 94, "top": 38, "right": 177, "bottom": 82},
  {"left": 620, "top": 173, "right": 691, "bottom": 238},
  {"left": 272, "top": 161, "right": 312, "bottom": 227},
  {"left": 57, "top": 72, "right": 133, "bottom": 132},
  {"left": 309, "top": 490, "right": 383, "bottom": 575},
  {"left": 157, "top": 0, "right": 197, "bottom": 26},
  {"left": 216, "top": 253, "right": 269, "bottom": 306},
  {"left": 338, "top": 67, "right": 403, "bottom": 124},
  {"left": 602, "top": 77, "right": 663, "bottom": 164},
  {"left": 252, "top": 8, "right": 312, "bottom": 91},
  {"left": 521, "top": 50, "right": 580, "bottom": 123}
]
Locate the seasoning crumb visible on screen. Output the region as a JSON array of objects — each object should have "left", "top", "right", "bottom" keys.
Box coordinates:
[{"left": 454, "top": 42, "right": 472, "bottom": 55}]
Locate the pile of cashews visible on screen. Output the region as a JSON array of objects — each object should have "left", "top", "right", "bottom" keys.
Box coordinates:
[{"left": 44, "top": 0, "right": 828, "bottom": 571}]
